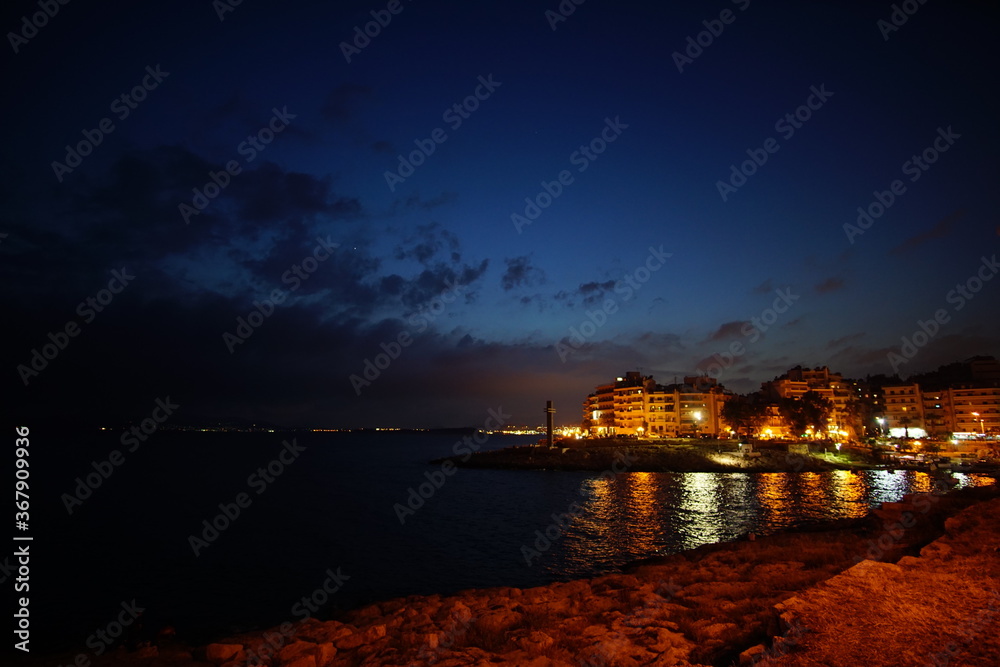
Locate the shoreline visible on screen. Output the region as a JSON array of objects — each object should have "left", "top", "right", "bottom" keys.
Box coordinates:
[
  {"left": 30, "top": 482, "right": 1000, "bottom": 667},
  {"left": 432, "top": 439, "right": 1000, "bottom": 475}
]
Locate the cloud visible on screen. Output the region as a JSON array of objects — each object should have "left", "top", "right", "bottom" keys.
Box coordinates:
[
  {"left": 576, "top": 280, "right": 617, "bottom": 306},
  {"left": 390, "top": 192, "right": 458, "bottom": 212},
  {"left": 890, "top": 208, "right": 966, "bottom": 255},
  {"left": 501, "top": 255, "right": 546, "bottom": 291},
  {"left": 827, "top": 332, "right": 865, "bottom": 349},
  {"left": 393, "top": 222, "right": 462, "bottom": 266},
  {"left": 752, "top": 279, "right": 773, "bottom": 294},
  {"left": 320, "top": 83, "right": 372, "bottom": 121},
  {"left": 815, "top": 277, "right": 845, "bottom": 294},
  {"left": 705, "top": 321, "right": 749, "bottom": 342}
]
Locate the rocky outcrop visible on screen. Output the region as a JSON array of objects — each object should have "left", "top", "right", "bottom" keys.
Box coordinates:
[{"left": 753, "top": 495, "right": 1000, "bottom": 666}]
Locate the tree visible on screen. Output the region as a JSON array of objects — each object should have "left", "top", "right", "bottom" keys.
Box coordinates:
[
  {"left": 840, "top": 393, "right": 867, "bottom": 440},
  {"left": 722, "top": 393, "right": 770, "bottom": 438},
  {"left": 780, "top": 390, "right": 833, "bottom": 437},
  {"left": 899, "top": 414, "right": 912, "bottom": 439},
  {"left": 599, "top": 411, "right": 615, "bottom": 437}
]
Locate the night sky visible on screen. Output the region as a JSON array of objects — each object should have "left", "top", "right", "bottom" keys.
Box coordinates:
[{"left": 4, "top": 0, "right": 999, "bottom": 428}]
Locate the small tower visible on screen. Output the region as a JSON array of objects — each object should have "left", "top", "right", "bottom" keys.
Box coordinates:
[{"left": 545, "top": 400, "right": 556, "bottom": 448}]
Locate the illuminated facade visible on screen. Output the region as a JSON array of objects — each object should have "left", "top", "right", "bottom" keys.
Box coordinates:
[
  {"left": 583, "top": 372, "right": 732, "bottom": 437},
  {"left": 883, "top": 382, "right": 1000, "bottom": 437},
  {"left": 883, "top": 384, "right": 925, "bottom": 437},
  {"left": 761, "top": 366, "right": 856, "bottom": 438}
]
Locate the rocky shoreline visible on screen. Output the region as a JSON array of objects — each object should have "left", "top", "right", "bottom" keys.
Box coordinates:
[
  {"left": 32, "top": 482, "right": 999, "bottom": 667},
  {"left": 434, "top": 440, "right": 884, "bottom": 474}
]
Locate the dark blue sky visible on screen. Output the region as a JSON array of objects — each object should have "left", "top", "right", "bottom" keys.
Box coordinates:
[{"left": 4, "top": 0, "right": 999, "bottom": 427}]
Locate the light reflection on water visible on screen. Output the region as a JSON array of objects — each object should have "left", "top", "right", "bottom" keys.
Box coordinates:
[{"left": 549, "top": 470, "right": 996, "bottom": 581}]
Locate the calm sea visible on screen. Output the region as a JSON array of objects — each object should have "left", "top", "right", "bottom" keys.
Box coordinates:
[{"left": 24, "top": 428, "right": 997, "bottom": 652}]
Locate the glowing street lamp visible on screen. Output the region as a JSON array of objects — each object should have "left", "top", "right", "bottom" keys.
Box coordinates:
[
  {"left": 876, "top": 417, "right": 885, "bottom": 435},
  {"left": 972, "top": 412, "right": 985, "bottom": 435}
]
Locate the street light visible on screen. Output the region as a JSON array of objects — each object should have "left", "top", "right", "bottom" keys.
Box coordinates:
[
  {"left": 876, "top": 417, "right": 885, "bottom": 435},
  {"left": 972, "top": 412, "right": 985, "bottom": 435},
  {"left": 693, "top": 411, "right": 702, "bottom": 438}
]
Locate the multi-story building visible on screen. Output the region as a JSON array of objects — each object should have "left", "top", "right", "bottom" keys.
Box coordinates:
[
  {"left": 583, "top": 381, "right": 618, "bottom": 436},
  {"left": 883, "top": 384, "right": 925, "bottom": 436},
  {"left": 762, "top": 366, "right": 855, "bottom": 437},
  {"left": 949, "top": 384, "right": 1000, "bottom": 436},
  {"left": 582, "top": 372, "right": 732, "bottom": 437},
  {"left": 881, "top": 381, "right": 1000, "bottom": 437}
]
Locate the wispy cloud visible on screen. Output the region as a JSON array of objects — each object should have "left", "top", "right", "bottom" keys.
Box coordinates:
[{"left": 890, "top": 208, "right": 966, "bottom": 255}]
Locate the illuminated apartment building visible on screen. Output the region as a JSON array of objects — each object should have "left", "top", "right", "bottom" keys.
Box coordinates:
[
  {"left": 762, "top": 366, "right": 855, "bottom": 437},
  {"left": 582, "top": 372, "right": 731, "bottom": 437},
  {"left": 883, "top": 384, "right": 925, "bottom": 437}
]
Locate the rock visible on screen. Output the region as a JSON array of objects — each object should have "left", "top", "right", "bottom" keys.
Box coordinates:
[
  {"left": 475, "top": 610, "right": 523, "bottom": 637},
  {"left": 695, "top": 621, "right": 738, "bottom": 642},
  {"left": 436, "top": 600, "right": 474, "bottom": 625},
  {"left": 350, "top": 603, "right": 383, "bottom": 624},
  {"left": 205, "top": 643, "right": 244, "bottom": 664},
  {"left": 297, "top": 620, "right": 352, "bottom": 644},
  {"left": 739, "top": 644, "right": 766, "bottom": 665},
  {"left": 278, "top": 641, "right": 316, "bottom": 663},
  {"left": 315, "top": 643, "right": 337, "bottom": 666},
  {"left": 551, "top": 579, "right": 593, "bottom": 598},
  {"left": 131, "top": 646, "right": 158, "bottom": 659},
  {"left": 843, "top": 559, "right": 902, "bottom": 578},
  {"left": 518, "top": 630, "right": 555, "bottom": 653},
  {"left": 920, "top": 540, "right": 953, "bottom": 559},
  {"left": 334, "top": 632, "right": 365, "bottom": 651}
]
